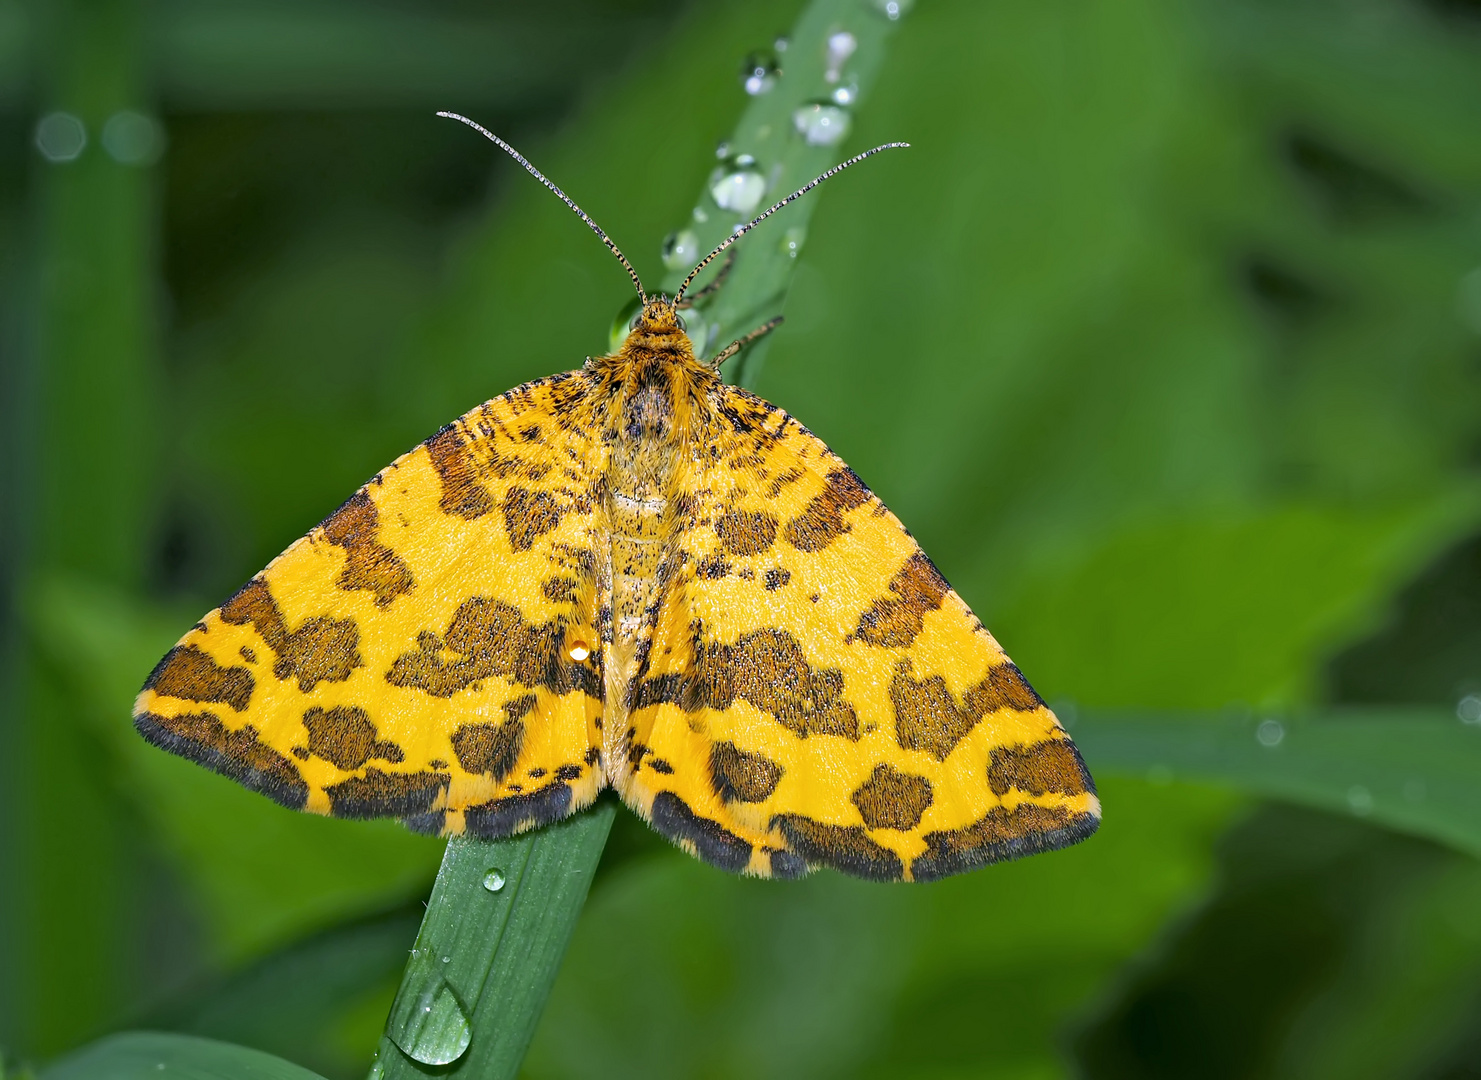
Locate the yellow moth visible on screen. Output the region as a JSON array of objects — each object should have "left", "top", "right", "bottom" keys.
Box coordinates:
[{"left": 135, "top": 113, "right": 1099, "bottom": 882}]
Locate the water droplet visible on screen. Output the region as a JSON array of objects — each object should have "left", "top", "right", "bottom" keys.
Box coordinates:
[
  {"left": 568, "top": 641, "right": 590, "bottom": 662},
  {"left": 710, "top": 156, "right": 766, "bottom": 215},
  {"left": 779, "top": 226, "right": 806, "bottom": 259},
  {"left": 774, "top": 35, "right": 790, "bottom": 53},
  {"left": 482, "top": 868, "right": 506, "bottom": 892},
  {"left": 1347, "top": 785, "right": 1373, "bottom": 817},
  {"left": 831, "top": 78, "right": 860, "bottom": 106},
  {"left": 35, "top": 112, "right": 86, "bottom": 163},
  {"left": 692, "top": 206, "right": 709, "bottom": 224},
  {"left": 662, "top": 229, "right": 700, "bottom": 271},
  {"left": 1255, "top": 719, "right": 1284, "bottom": 747},
  {"left": 102, "top": 110, "right": 165, "bottom": 166},
  {"left": 792, "top": 102, "right": 851, "bottom": 147},
  {"left": 366, "top": 1059, "right": 385, "bottom": 1080},
  {"left": 609, "top": 297, "right": 641, "bottom": 353},
  {"left": 1457, "top": 693, "right": 1481, "bottom": 724},
  {"left": 388, "top": 981, "right": 472, "bottom": 1066},
  {"left": 1404, "top": 778, "right": 1427, "bottom": 802},
  {"left": 739, "top": 49, "right": 781, "bottom": 95},
  {"left": 824, "top": 30, "right": 857, "bottom": 83},
  {"left": 870, "top": 0, "right": 915, "bottom": 19},
  {"left": 714, "top": 140, "right": 730, "bottom": 160},
  {"left": 440, "top": 955, "right": 451, "bottom": 964}
]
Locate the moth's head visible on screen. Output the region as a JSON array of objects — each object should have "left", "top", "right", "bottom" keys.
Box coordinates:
[{"left": 624, "top": 296, "right": 691, "bottom": 347}]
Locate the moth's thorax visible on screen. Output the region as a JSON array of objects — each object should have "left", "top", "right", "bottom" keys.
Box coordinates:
[{"left": 592, "top": 304, "right": 721, "bottom": 738}]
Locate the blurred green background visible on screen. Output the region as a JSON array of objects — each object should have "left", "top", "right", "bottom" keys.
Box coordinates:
[{"left": 4, "top": 0, "right": 1481, "bottom": 1076}]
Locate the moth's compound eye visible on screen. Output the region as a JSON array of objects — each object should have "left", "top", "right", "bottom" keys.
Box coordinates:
[
  {"left": 629, "top": 314, "right": 643, "bottom": 330},
  {"left": 675, "top": 314, "right": 687, "bottom": 331}
]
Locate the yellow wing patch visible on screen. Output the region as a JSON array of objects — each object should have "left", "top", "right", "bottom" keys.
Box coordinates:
[
  {"left": 613, "top": 386, "right": 1099, "bottom": 882},
  {"left": 134, "top": 373, "right": 608, "bottom": 839}
]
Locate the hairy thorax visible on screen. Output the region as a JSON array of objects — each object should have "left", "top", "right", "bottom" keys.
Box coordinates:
[{"left": 589, "top": 323, "right": 721, "bottom": 724}]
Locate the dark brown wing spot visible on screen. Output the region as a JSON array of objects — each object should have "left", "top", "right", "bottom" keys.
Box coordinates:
[
  {"left": 647, "top": 758, "right": 674, "bottom": 775},
  {"left": 450, "top": 718, "right": 524, "bottom": 781},
  {"left": 134, "top": 710, "right": 307, "bottom": 810},
  {"left": 850, "top": 764, "right": 934, "bottom": 830},
  {"left": 303, "top": 705, "right": 404, "bottom": 770},
  {"left": 425, "top": 425, "right": 495, "bottom": 519},
  {"left": 764, "top": 568, "right": 791, "bottom": 591},
  {"left": 766, "top": 466, "right": 806, "bottom": 498},
  {"left": 709, "top": 741, "right": 783, "bottom": 803},
  {"left": 770, "top": 814, "right": 903, "bottom": 881},
  {"left": 503, "top": 486, "right": 564, "bottom": 551},
  {"left": 984, "top": 662, "right": 1043, "bottom": 712},
  {"left": 324, "top": 768, "right": 450, "bottom": 819},
  {"left": 850, "top": 552, "right": 950, "bottom": 648},
  {"left": 554, "top": 764, "right": 583, "bottom": 781},
  {"left": 988, "top": 739, "right": 1092, "bottom": 797},
  {"left": 464, "top": 782, "right": 573, "bottom": 837},
  {"left": 891, "top": 659, "right": 1045, "bottom": 761},
  {"left": 716, "top": 510, "right": 779, "bottom": 556},
  {"left": 219, "top": 578, "right": 361, "bottom": 692},
  {"left": 782, "top": 468, "right": 871, "bottom": 552},
  {"left": 912, "top": 804, "right": 1099, "bottom": 882},
  {"left": 144, "top": 645, "right": 255, "bottom": 712},
  {"left": 320, "top": 491, "right": 414, "bottom": 607},
  {"left": 386, "top": 597, "right": 597, "bottom": 698},
  {"left": 504, "top": 692, "right": 539, "bottom": 721},
  {"left": 650, "top": 792, "right": 753, "bottom": 873},
  {"left": 634, "top": 627, "right": 858, "bottom": 740},
  {"left": 696, "top": 554, "right": 730, "bottom": 580}
]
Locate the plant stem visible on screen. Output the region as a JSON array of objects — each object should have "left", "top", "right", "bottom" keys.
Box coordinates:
[{"left": 372, "top": 805, "right": 615, "bottom": 1079}]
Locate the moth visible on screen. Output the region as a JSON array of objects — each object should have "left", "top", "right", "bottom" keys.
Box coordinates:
[{"left": 134, "top": 112, "right": 1100, "bottom": 882}]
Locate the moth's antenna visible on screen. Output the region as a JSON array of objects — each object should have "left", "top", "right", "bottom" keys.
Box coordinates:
[
  {"left": 438, "top": 111, "right": 647, "bottom": 303},
  {"left": 675, "top": 142, "right": 909, "bottom": 303}
]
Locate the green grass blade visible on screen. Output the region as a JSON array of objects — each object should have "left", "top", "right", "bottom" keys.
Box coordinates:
[
  {"left": 40, "top": 1032, "right": 327, "bottom": 1080},
  {"left": 1076, "top": 707, "right": 1481, "bottom": 857},
  {"left": 653, "top": 0, "right": 906, "bottom": 388},
  {"left": 372, "top": 807, "right": 614, "bottom": 1079}
]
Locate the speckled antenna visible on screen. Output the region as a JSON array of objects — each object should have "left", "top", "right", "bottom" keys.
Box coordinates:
[
  {"left": 675, "top": 141, "right": 909, "bottom": 304},
  {"left": 437, "top": 110, "right": 648, "bottom": 304}
]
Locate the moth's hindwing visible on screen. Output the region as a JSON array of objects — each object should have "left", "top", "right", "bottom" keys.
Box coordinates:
[
  {"left": 612, "top": 386, "right": 1100, "bottom": 882},
  {"left": 134, "top": 372, "right": 608, "bottom": 839}
]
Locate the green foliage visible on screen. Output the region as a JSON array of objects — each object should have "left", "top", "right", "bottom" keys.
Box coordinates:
[
  {"left": 41, "top": 1033, "right": 327, "bottom": 1080},
  {"left": 4, "top": 0, "right": 1481, "bottom": 1077}
]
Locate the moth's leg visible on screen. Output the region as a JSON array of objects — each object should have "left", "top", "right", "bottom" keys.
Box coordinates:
[
  {"left": 676, "top": 248, "right": 736, "bottom": 308},
  {"left": 714, "top": 316, "right": 784, "bottom": 368}
]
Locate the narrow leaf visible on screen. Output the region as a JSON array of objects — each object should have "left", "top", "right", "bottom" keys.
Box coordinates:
[{"left": 1076, "top": 707, "right": 1481, "bottom": 857}]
